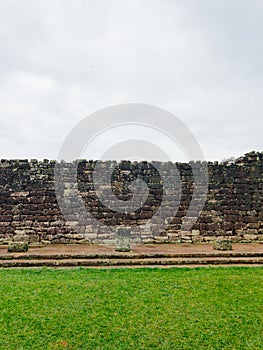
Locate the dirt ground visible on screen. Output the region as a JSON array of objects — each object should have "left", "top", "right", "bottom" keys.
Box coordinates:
[{"left": 0, "top": 242, "right": 262, "bottom": 257}]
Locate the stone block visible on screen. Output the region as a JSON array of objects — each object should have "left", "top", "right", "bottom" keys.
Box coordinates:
[
  {"left": 141, "top": 238, "right": 154, "bottom": 244},
  {"left": 154, "top": 236, "right": 169, "bottom": 243},
  {"left": 191, "top": 229, "right": 200, "bottom": 236},
  {"left": 41, "top": 240, "right": 51, "bottom": 245},
  {"left": 13, "top": 234, "right": 29, "bottom": 242},
  {"left": 8, "top": 242, "right": 28, "bottom": 253},
  {"left": 213, "top": 239, "right": 232, "bottom": 251},
  {"left": 192, "top": 235, "right": 202, "bottom": 243},
  {"left": 28, "top": 235, "right": 40, "bottom": 243},
  {"left": 115, "top": 227, "right": 131, "bottom": 252},
  {"left": 203, "top": 236, "right": 215, "bottom": 242},
  {"left": 243, "top": 234, "right": 257, "bottom": 241}
]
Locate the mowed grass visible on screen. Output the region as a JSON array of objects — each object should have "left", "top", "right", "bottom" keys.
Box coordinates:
[{"left": 0, "top": 267, "right": 262, "bottom": 350}]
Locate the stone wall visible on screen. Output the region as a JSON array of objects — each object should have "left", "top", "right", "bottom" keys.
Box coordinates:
[{"left": 0, "top": 151, "right": 263, "bottom": 244}]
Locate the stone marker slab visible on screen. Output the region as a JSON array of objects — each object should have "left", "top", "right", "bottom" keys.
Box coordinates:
[
  {"left": 115, "top": 227, "right": 131, "bottom": 252},
  {"left": 8, "top": 242, "right": 29, "bottom": 253},
  {"left": 213, "top": 239, "right": 232, "bottom": 251}
]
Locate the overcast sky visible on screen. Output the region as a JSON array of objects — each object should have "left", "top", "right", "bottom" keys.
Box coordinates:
[{"left": 0, "top": 0, "right": 262, "bottom": 161}]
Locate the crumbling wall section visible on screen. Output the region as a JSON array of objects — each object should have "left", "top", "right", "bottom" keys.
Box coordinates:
[{"left": 0, "top": 151, "right": 262, "bottom": 244}]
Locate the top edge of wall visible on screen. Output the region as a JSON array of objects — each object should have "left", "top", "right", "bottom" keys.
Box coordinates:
[{"left": 0, "top": 151, "right": 262, "bottom": 166}]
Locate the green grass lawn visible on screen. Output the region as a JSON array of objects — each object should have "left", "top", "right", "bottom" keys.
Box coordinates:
[{"left": 0, "top": 267, "right": 262, "bottom": 350}]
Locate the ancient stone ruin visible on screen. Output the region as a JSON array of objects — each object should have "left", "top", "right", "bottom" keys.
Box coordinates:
[{"left": 0, "top": 151, "right": 263, "bottom": 245}]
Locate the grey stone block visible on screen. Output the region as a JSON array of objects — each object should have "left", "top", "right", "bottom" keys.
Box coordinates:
[
  {"left": 8, "top": 242, "right": 29, "bottom": 253},
  {"left": 115, "top": 227, "right": 131, "bottom": 252},
  {"left": 213, "top": 239, "right": 232, "bottom": 251}
]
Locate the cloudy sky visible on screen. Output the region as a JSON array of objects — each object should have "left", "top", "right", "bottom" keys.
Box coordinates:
[{"left": 0, "top": 0, "right": 262, "bottom": 161}]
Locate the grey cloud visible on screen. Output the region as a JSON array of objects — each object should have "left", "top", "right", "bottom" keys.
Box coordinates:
[{"left": 0, "top": 0, "right": 262, "bottom": 160}]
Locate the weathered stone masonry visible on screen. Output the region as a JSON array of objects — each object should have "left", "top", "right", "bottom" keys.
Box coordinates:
[{"left": 0, "top": 151, "right": 263, "bottom": 244}]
